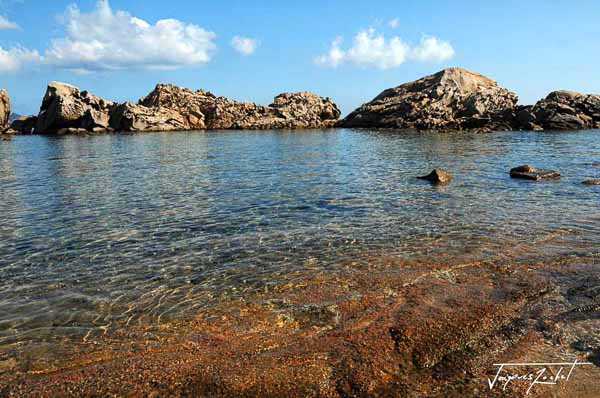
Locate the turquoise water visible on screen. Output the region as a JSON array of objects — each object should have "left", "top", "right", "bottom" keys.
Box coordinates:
[{"left": 1, "top": 129, "right": 599, "bottom": 352}]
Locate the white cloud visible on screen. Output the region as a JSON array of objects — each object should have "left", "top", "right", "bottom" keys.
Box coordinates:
[
  {"left": 0, "top": 15, "right": 18, "bottom": 29},
  {"left": 0, "top": 46, "right": 41, "bottom": 72},
  {"left": 345, "top": 28, "right": 410, "bottom": 69},
  {"left": 43, "top": 0, "right": 217, "bottom": 71},
  {"left": 411, "top": 36, "right": 455, "bottom": 62},
  {"left": 231, "top": 36, "right": 259, "bottom": 56},
  {"left": 313, "top": 36, "right": 345, "bottom": 68},
  {"left": 388, "top": 18, "right": 400, "bottom": 29},
  {"left": 314, "top": 28, "right": 455, "bottom": 69}
]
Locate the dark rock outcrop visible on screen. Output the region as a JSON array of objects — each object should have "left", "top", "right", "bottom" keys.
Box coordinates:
[
  {"left": 8, "top": 115, "right": 37, "bottom": 135},
  {"left": 339, "top": 68, "right": 518, "bottom": 131},
  {"left": 0, "top": 89, "right": 10, "bottom": 131},
  {"left": 509, "top": 165, "right": 560, "bottom": 180},
  {"left": 35, "top": 82, "right": 115, "bottom": 134},
  {"left": 524, "top": 90, "right": 600, "bottom": 130},
  {"left": 417, "top": 169, "right": 453, "bottom": 184}
]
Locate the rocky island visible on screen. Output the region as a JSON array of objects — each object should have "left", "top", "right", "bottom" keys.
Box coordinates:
[{"left": 339, "top": 67, "right": 600, "bottom": 132}]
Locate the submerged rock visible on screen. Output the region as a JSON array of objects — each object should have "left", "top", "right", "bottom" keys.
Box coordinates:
[
  {"left": 417, "top": 169, "right": 453, "bottom": 184},
  {"left": 582, "top": 179, "right": 600, "bottom": 185},
  {"left": 0, "top": 89, "right": 10, "bottom": 131},
  {"left": 339, "top": 68, "right": 518, "bottom": 131},
  {"left": 524, "top": 90, "right": 600, "bottom": 130},
  {"left": 35, "top": 82, "right": 115, "bottom": 134},
  {"left": 510, "top": 165, "right": 561, "bottom": 180}
]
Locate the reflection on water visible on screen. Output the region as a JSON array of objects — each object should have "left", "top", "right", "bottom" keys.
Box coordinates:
[{"left": 0, "top": 129, "right": 599, "bottom": 354}]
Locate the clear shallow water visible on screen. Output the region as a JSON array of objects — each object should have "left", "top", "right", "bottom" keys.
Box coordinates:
[{"left": 0, "top": 129, "right": 599, "bottom": 353}]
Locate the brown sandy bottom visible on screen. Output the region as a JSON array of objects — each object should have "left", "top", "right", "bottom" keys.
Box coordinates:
[{"left": 1, "top": 251, "right": 600, "bottom": 397}]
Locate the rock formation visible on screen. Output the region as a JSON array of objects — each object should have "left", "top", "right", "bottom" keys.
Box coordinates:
[
  {"left": 138, "top": 84, "right": 341, "bottom": 130},
  {"left": 0, "top": 89, "right": 10, "bottom": 131},
  {"left": 7, "top": 115, "right": 37, "bottom": 135},
  {"left": 509, "top": 165, "right": 560, "bottom": 180},
  {"left": 109, "top": 102, "right": 190, "bottom": 132},
  {"left": 417, "top": 169, "right": 453, "bottom": 184},
  {"left": 35, "top": 82, "right": 115, "bottom": 134},
  {"left": 30, "top": 82, "right": 340, "bottom": 134},
  {"left": 339, "top": 68, "right": 518, "bottom": 131},
  {"left": 522, "top": 90, "right": 600, "bottom": 130},
  {"left": 582, "top": 179, "right": 600, "bottom": 185}
]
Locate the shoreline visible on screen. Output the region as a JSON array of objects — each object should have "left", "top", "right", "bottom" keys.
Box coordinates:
[{"left": 2, "top": 249, "right": 599, "bottom": 397}]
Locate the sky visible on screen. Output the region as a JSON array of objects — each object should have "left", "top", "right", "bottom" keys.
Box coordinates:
[{"left": 1, "top": 0, "right": 600, "bottom": 116}]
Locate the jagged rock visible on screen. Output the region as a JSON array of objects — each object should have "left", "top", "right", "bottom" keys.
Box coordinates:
[
  {"left": 139, "top": 84, "right": 341, "bottom": 130},
  {"left": 0, "top": 89, "right": 10, "bottom": 131},
  {"left": 139, "top": 84, "right": 210, "bottom": 129},
  {"left": 339, "top": 68, "right": 518, "bottom": 131},
  {"left": 109, "top": 102, "right": 189, "bottom": 132},
  {"left": 34, "top": 82, "right": 115, "bottom": 134},
  {"left": 525, "top": 90, "right": 600, "bottom": 130},
  {"left": 417, "top": 169, "right": 453, "bottom": 184},
  {"left": 582, "top": 179, "right": 600, "bottom": 185},
  {"left": 510, "top": 165, "right": 560, "bottom": 180},
  {"left": 30, "top": 82, "right": 340, "bottom": 134},
  {"left": 9, "top": 115, "right": 37, "bottom": 135}
]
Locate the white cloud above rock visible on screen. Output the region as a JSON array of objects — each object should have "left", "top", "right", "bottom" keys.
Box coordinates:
[
  {"left": 0, "top": 46, "right": 41, "bottom": 72},
  {"left": 411, "top": 36, "right": 455, "bottom": 62},
  {"left": 314, "top": 28, "right": 455, "bottom": 69},
  {"left": 0, "top": 15, "right": 18, "bottom": 29},
  {"left": 43, "top": 0, "right": 217, "bottom": 71},
  {"left": 231, "top": 36, "right": 259, "bottom": 56},
  {"left": 0, "top": 0, "right": 218, "bottom": 73}
]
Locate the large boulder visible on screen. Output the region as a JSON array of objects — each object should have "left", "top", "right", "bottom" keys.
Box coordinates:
[
  {"left": 339, "top": 68, "right": 518, "bottom": 131},
  {"left": 34, "top": 82, "right": 115, "bottom": 133},
  {"left": 524, "top": 90, "right": 600, "bottom": 130},
  {"left": 0, "top": 89, "right": 10, "bottom": 131}
]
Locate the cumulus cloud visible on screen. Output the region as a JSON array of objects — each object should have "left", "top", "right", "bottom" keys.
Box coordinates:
[
  {"left": 314, "top": 36, "right": 345, "bottom": 68},
  {"left": 314, "top": 28, "right": 455, "bottom": 69},
  {"left": 43, "top": 0, "right": 216, "bottom": 71},
  {"left": 231, "top": 36, "right": 259, "bottom": 56},
  {"left": 388, "top": 18, "right": 400, "bottom": 29},
  {"left": 0, "top": 46, "right": 41, "bottom": 72},
  {"left": 411, "top": 36, "right": 455, "bottom": 62},
  {"left": 0, "top": 15, "right": 18, "bottom": 29}
]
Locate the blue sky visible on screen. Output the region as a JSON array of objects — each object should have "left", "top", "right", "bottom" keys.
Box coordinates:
[{"left": 1, "top": 0, "right": 600, "bottom": 115}]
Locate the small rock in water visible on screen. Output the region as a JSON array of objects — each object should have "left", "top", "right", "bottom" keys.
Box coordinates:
[
  {"left": 592, "top": 162, "right": 600, "bottom": 167},
  {"left": 417, "top": 169, "right": 453, "bottom": 184},
  {"left": 582, "top": 179, "right": 600, "bottom": 185},
  {"left": 510, "top": 164, "right": 560, "bottom": 180}
]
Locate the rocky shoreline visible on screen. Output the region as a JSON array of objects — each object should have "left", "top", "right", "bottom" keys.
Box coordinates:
[
  {"left": 2, "top": 67, "right": 600, "bottom": 135},
  {"left": 2, "top": 251, "right": 599, "bottom": 397}
]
